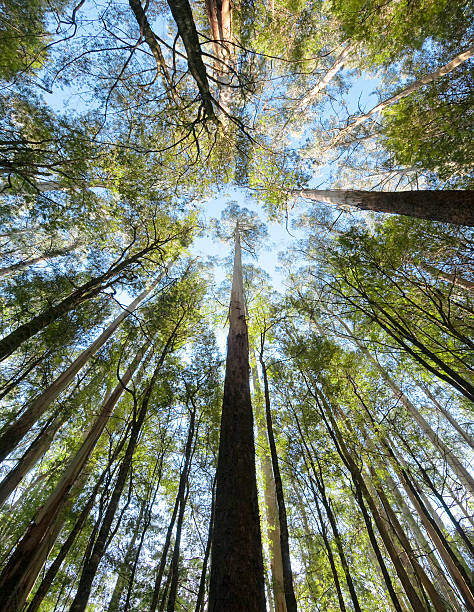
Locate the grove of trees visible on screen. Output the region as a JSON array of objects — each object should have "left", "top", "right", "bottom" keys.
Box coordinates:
[{"left": 0, "top": 0, "right": 472, "bottom": 610}]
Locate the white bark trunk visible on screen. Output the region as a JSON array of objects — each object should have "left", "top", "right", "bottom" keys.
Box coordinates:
[
  {"left": 333, "top": 316, "right": 474, "bottom": 496},
  {"left": 329, "top": 45, "right": 474, "bottom": 146},
  {"left": 0, "top": 272, "right": 164, "bottom": 462}
]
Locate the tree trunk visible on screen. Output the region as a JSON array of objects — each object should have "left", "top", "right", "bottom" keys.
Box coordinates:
[
  {"left": 329, "top": 45, "right": 474, "bottom": 146},
  {"left": 107, "top": 498, "right": 147, "bottom": 612},
  {"left": 68, "top": 336, "right": 174, "bottom": 612},
  {"left": 166, "top": 406, "right": 197, "bottom": 612},
  {"left": 208, "top": 224, "right": 266, "bottom": 611},
  {"left": 0, "top": 273, "right": 163, "bottom": 462},
  {"left": 333, "top": 316, "right": 474, "bottom": 495},
  {"left": 25, "top": 436, "right": 129, "bottom": 612},
  {"left": 251, "top": 356, "right": 286, "bottom": 612},
  {"left": 418, "top": 382, "right": 474, "bottom": 449},
  {"left": 296, "top": 189, "right": 474, "bottom": 226},
  {"left": 0, "top": 413, "right": 64, "bottom": 507},
  {"left": 420, "top": 263, "right": 474, "bottom": 292},
  {"left": 194, "top": 476, "right": 215, "bottom": 612},
  {"left": 0, "top": 238, "right": 171, "bottom": 362},
  {"left": 0, "top": 341, "right": 149, "bottom": 612},
  {"left": 0, "top": 242, "right": 81, "bottom": 278},
  {"left": 309, "top": 385, "right": 428, "bottom": 611},
  {"left": 259, "top": 351, "right": 297, "bottom": 612},
  {"left": 166, "top": 0, "right": 216, "bottom": 118}
]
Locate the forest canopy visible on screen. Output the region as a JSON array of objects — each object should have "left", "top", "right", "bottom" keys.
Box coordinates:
[{"left": 0, "top": 0, "right": 472, "bottom": 610}]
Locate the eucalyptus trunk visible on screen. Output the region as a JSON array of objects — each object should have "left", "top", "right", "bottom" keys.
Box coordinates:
[
  {"left": 0, "top": 273, "right": 163, "bottom": 463},
  {"left": 251, "top": 356, "right": 286, "bottom": 612},
  {"left": 296, "top": 189, "right": 474, "bottom": 226},
  {"left": 208, "top": 224, "right": 265, "bottom": 611},
  {"left": 0, "top": 341, "right": 149, "bottom": 611}
]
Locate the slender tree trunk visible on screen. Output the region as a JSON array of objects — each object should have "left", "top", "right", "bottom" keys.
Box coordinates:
[
  {"left": 0, "top": 341, "right": 149, "bottom": 611},
  {"left": 308, "top": 384, "right": 428, "bottom": 611},
  {"left": 0, "top": 242, "right": 80, "bottom": 278},
  {"left": 295, "top": 189, "right": 474, "bottom": 226},
  {"left": 166, "top": 407, "right": 197, "bottom": 612},
  {"left": 25, "top": 433, "right": 130, "bottom": 612},
  {"left": 420, "top": 263, "right": 474, "bottom": 292},
  {"left": 251, "top": 355, "right": 286, "bottom": 612},
  {"left": 369, "top": 469, "right": 448, "bottom": 612},
  {"left": 359, "top": 424, "right": 463, "bottom": 611},
  {"left": 68, "top": 335, "right": 175, "bottom": 612},
  {"left": 194, "top": 477, "right": 215, "bottom": 612},
  {"left": 0, "top": 237, "right": 171, "bottom": 362},
  {"left": 0, "top": 413, "right": 64, "bottom": 507},
  {"left": 294, "top": 45, "right": 353, "bottom": 113},
  {"left": 294, "top": 411, "right": 361, "bottom": 612},
  {"left": 208, "top": 224, "right": 266, "bottom": 611},
  {"left": 107, "top": 498, "right": 147, "bottom": 612},
  {"left": 260, "top": 351, "right": 297, "bottom": 612},
  {"left": 0, "top": 274, "right": 163, "bottom": 462},
  {"left": 418, "top": 382, "right": 474, "bottom": 449},
  {"left": 333, "top": 316, "right": 474, "bottom": 495},
  {"left": 329, "top": 45, "right": 474, "bottom": 147}
]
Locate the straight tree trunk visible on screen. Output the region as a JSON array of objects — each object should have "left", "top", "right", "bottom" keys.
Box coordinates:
[
  {"left": 0, "top": 413, "right": 64, "bottom": 507},
  {"left": 308, "top": 385, "right": 428, "bottom": 611},
  {"left": 295, "top": 189, "right": 474, "bottom": 226},
  {"left": 418, "top": 382, "right": 474, "bottom": 449},
  {"left": 194, "top": 476, "right": 216, "bottom": 612},
  {"left": 166, "top": 406, "right": 197, "bottom": 612},
  {"left": 68, "top": 325, "right": 179, "bottom": 612},
  {"left": 25, "top": 433, "right": 130, "bottom": 612},
  {"left": 0, "top": 237, "right": 172, "bottom": 362},
  {"left": 251, "top": 356, "right": 286, "bottom": 612},
  {"left": 329, "top": 45, "right": 474, "bottom": 147},
  {"left": 0, "top": 242, "right": 81, "bottom": 278},
  {"left": 0, "top": 273, "right": 163, "bottom": 462},
  {"left": 0, "top": 341, "right": 150, "bottom": 612},
  {"left": 420, "top": 263, "right": 474, "bottom": 292},
  {"left": 208, "top": 224, "right": 266, "bottom": 611},
  {"left": 259, "top": 350, "right": 297, "bottom": 612},
  {"left": 293, "top": 411, "right": 361, "bottom": 612},
  {"left": 333, "top": 316, "right": 474, "bottom": 495},
  {"left": 107, "top": 498, "right": 147, "bottom": 612}
]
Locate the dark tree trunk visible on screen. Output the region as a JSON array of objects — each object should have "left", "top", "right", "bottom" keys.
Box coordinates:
[
  {"left": 296, "top": 189, "right": 474, "bottom": 226},
  {"left": 166, "top": 407, "right": 196, "bottom": 612},
  {"left": 69, "top": 352, "right": 166, "bottom": 612},
  {"left": 166, "top": 0, "right": 216, "bottom": 118},
  {"left": 0, "top": 237, "right": 169, "bottom": 362},
  {"left": 208, "top": 225, "right": 266, "bottom": 611},
  {"left": 260, "top": 352, "right": 297, "bottom": 612},
  {"left": 194, "top": 476, "right": 216, "bottom": 612}
]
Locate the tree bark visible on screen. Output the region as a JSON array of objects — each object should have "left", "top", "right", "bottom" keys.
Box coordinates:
[
  {"left": 0, "top": 274, "right": 162, "bottom": 463},
  {"left": 166, "top": 0, "right": 216, "bottom": 118},
  {"left": 251, "top": 356, "right": 286, "bottom": 612},
  {"left": 333, "top": 316, "right": 474, "bottom": 495},
  {"left": 0, "top": 238, "right": 171, "bottom": 362},
  {"left": 194, "top": 476, "right": 215, "bottom": 612},
  {"left": 68, "top": 328, "right": 178, "bottom": 612},
  {"left": 420, "top": 263, "right": 474, "bottom": 292},
  {"left": 0, "top": 413, "right": 64, "bottom": 507},
  {"left": 259, "top": 351, "right": 297, "bottom": 612},
  {"left": 329, "top": 45, "right": 474, "bottom": 146},
  {"left": 0, "top": 242, "right": 80, "bottom": 278},
  {"left": 295, "top": 189, "right": 474, "bottom": 226},
  {"left": 166, "top": 405, "right": 197, "bottom": 612},
  {"left": 208, "top": 224, "right": 266, "bottom": 611},
  {"left": 0, "top": 341, "right": 149, "bottom": 611}
]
